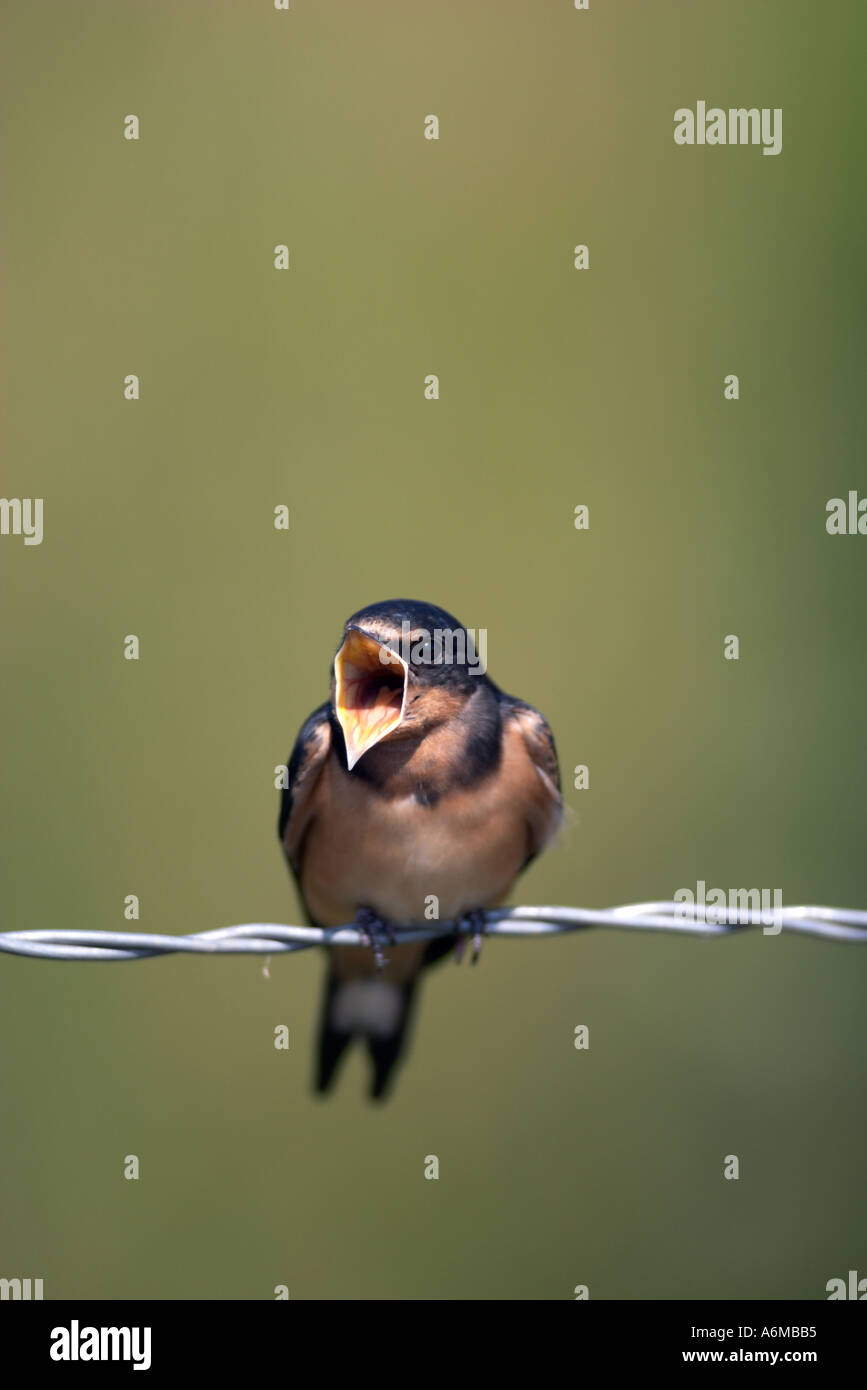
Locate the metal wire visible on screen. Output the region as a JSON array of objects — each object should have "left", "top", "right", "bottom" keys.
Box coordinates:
[{"left": 1, "top": 902, "right": 866, "bottom": 961}]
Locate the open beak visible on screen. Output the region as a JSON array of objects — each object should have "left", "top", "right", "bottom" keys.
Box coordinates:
[{"left": 334, "top": 627, "right": 408, "bottom": 770}]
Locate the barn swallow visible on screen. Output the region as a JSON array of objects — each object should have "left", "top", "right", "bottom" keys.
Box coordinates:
[{"left": 278, "top": 599, "right": 562, "bottom": 1100}]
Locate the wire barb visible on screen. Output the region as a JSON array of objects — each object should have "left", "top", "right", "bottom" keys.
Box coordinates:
[{"left": 1, "top": 902, "right": 866, "bottom": 961}]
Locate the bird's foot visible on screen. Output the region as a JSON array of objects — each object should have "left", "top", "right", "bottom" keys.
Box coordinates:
[
  {"left": 356, "top": 906, "right": 395, "bottom": 971},
  {"left": 454, "top": 909, "right": 488, "bottom": 966}
]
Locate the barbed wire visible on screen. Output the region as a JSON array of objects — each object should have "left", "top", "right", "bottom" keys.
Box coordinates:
[{"left": 1, "top": 902, "right": 866, "bottom": 962}]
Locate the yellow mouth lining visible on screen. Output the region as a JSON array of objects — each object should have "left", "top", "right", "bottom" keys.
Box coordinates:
[{"left": 334, "top": 629, "right": 408, "bottom": 769}]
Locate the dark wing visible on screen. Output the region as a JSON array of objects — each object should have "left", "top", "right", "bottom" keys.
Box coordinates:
[
  {"left": 277, "top": 702, "right": 332, "bottom": 881},
  {"left": 499, "top": 694, "right": 562, "bottom": 863}
]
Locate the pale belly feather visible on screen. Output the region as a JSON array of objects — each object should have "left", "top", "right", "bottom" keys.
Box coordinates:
[{"left": 300, "top": 759, "right": 531, "bottom": 927}]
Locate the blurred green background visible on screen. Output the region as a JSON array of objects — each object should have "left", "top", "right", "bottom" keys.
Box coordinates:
[{"left": 2, "top": 0, "right": 865, "bottom": 1300}]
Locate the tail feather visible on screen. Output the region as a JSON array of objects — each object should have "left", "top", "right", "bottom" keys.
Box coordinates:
[
  {"left": 367, "top": 1025, "right": 412, "bottom": 1101},
  {"left": 315, "top": 937, "right": 454, "bottom": 1099},
  {"left": 316, "top": 1013, "right": 354, "bottom": 1094}
]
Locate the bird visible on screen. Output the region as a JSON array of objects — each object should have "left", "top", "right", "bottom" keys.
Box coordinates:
[{"left": 278, "top": 598, "right": 562, "bottom": 1100}]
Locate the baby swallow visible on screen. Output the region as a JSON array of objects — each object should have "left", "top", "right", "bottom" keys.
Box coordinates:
[{"left": 278, "top": 599, "right": 562, "bottom": 1100}]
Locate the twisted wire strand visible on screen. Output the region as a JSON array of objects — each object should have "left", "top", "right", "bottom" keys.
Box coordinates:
[{"left": 1, "top": 902, "right": 866, "bottom": 961}]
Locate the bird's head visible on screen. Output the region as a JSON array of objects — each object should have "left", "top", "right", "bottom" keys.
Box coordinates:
[{"left": 331, "top": 599, "right": 487, "bottom": 770}]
